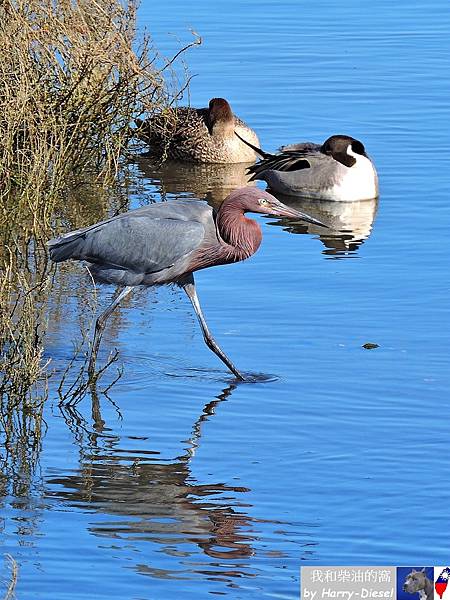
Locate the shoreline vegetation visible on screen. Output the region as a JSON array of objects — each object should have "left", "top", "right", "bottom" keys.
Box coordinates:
[{"left": 0, "top": 0, "right": 198, "bottom": 509}]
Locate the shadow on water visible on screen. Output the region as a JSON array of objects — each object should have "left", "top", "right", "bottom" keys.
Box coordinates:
[{"left": 45, "top": 381, "right": 310, "bottom": 584}]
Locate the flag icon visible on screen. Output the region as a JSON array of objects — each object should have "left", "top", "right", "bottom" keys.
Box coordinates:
[{"left": 435, "top": 568, "right": 450, "bottom": 599}]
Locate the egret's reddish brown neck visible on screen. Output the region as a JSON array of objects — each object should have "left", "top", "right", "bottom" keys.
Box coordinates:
[{"left": 216, "top": 197, "right": 262, "bottom": 260}]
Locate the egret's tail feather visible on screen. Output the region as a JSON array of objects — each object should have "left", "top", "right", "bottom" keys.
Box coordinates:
[{"left": 47, "top": 232, "right": 85, "bottom": 263}]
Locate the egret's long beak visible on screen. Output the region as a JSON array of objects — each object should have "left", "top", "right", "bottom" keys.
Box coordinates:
[{"left": 270, "top": 202, "right": 328, "bottom": 228}]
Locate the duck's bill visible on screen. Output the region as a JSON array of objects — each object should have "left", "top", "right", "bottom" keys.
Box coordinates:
[{"left": 271, "top": 203, "right": 328, "bottom": 228}]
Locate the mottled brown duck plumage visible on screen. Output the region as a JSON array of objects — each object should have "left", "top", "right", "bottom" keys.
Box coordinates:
[{"left": 135, "top": 98, "right": 260, "bottom": 164}]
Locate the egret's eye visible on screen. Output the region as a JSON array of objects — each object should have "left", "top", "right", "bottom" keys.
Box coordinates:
[{"left": 258, "top": 198, "right": 269, "bottom": 206}]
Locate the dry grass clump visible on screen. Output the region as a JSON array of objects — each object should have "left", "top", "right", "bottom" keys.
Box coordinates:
[{"left": 0, "top": 0, "right": 173, "bottom": 237}]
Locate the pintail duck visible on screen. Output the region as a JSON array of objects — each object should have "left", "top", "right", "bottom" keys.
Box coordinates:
[
  {"left": 135, "top": 98, "right": 260, "bottom": 164},
  {"left": 237, "top": 134, "right": 378, "bottom": 201}
]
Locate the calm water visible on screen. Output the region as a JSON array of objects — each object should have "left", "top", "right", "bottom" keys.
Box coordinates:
[{"left": 2, "top": 0, "right": 450, "bottom": 598}]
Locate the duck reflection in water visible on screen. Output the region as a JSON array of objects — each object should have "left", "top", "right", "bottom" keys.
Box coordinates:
[
  {"left": 133, "top": 154, "right": 257, "bottom": 207},
  {"left": 269, "top": 193, "right": 378, "bottom": 257}
]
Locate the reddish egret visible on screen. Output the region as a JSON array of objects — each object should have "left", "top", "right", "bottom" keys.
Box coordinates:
[
  {"left": 47, "top": 187, "right": 326, "bottom": 381},
  {"left": 135, "top": 97, "right": 259, "bottom": 163},
  {"left": 236, "top": 133, "right": 378, "bottom": 201}
]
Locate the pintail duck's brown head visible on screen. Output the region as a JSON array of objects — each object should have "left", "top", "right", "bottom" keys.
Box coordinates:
[{"left": 207, "top": 98, "right": 235, "bottom": 137}]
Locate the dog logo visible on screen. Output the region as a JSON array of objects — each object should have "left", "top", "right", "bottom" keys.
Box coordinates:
[{"left": 402, "top": 568, "right": 434, "bottom": 600}]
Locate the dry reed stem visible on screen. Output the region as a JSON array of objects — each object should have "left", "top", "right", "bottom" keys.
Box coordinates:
[{"left": 2, "top": 555, "right": 18, "bottom": 600}]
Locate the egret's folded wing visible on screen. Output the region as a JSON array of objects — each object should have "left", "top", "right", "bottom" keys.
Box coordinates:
[{"left": 48, "top": 214, "right": 206, "bottom": 275}]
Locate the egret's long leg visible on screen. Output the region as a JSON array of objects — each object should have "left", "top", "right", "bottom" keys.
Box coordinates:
[
  {"left": 88, "top": 286, "right": 134, "bottom": 376},
  {"left": 181, "top": 275, "right": 245, "bottom": 381}
]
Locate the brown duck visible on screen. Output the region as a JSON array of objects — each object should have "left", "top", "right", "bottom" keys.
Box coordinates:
[{"left": 135, "top": 98, "right": 260, "bottom": 164}]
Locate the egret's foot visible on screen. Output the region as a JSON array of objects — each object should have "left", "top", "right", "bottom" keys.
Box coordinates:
[{"left": 231, "top": 372, "right": 279, "bottom": 384}]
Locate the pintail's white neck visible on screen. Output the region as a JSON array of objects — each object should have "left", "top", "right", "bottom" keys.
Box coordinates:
[
  {"left": 347, "top": 145, "right": 360, "bottom": 160},
  {"left": 330, "top": 148, "right": 378, "bottom": 201}
]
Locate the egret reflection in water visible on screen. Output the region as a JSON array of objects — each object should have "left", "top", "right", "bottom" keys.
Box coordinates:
[{"left": 47, "top": 383, "right": 293, "bottom": 583}]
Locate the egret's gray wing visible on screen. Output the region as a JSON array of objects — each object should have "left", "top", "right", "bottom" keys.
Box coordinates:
[{"left": 48, "top": 200, "right": 210, "bottom": 274}]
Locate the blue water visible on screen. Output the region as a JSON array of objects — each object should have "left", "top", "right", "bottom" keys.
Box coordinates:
[{"left": 2, "top": 0, "right": 450, "bottom": 598}]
